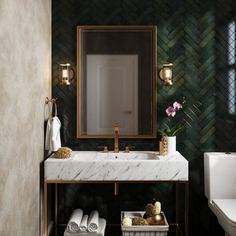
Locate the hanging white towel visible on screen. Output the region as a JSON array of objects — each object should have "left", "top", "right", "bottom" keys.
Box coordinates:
[
  {"left": 45, "top": 116, "right": 61, "bottom": 153},
  {"left": 66, "top": 209, "right": 83, "bottom": 233},
  {"left": 79, "top": 214, "right": 88, "bottom": 232},
  {"left": 64, "top": 218, "right": 106, "bottom": 236},
  {"left": 88, "top": 210, "right": 99, "bottom": 232}
]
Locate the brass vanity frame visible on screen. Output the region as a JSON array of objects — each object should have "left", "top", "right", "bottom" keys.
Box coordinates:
[
  {"left": 76, "top": 25, "right": 157, "bottom": 139},
  {"left": 43, "top": 180, "right": 189, "bottom": 236}
]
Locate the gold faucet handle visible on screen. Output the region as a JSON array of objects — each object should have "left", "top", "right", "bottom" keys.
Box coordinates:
[
  {"left": 124, "top": 145, "right": 135, "bottom": 153},
  {"left": 98, "top": 146, "right": 109, "bottom": 153}
]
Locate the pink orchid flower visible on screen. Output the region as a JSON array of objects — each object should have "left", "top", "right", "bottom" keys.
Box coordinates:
[
  {"left": 173, "top": 101, "right": 183, "bottom": 110},
  {"left": 166, "top": 106, "right": 176, "bottom": 117}
]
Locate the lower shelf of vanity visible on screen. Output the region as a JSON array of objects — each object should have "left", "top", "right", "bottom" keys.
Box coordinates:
[
  {"left": 44, "top": 181, "right": 188, "bottom": 236},
  {"left": 51, "top": 223, "right": 184, "bottom": 236}
]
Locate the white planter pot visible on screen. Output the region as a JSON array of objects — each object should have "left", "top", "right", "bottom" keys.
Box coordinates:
[{"left": 166, "top": 136, "right": 176, "bottom": 155}]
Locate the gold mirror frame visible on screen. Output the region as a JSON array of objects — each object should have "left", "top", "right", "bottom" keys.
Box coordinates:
[{"left": 77, "top": 25, "right": 157, "bottom": 139}]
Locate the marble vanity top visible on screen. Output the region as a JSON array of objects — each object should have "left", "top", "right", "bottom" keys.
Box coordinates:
[{"left": 44, "top": 151, "right": 188, "bottom": 181}]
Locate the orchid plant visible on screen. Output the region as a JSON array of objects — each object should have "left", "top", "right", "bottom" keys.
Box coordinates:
[{"left": 159, "top": 99, "right": 186, "bottom": 137}]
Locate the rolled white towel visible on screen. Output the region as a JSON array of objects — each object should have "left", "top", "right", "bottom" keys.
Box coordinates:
[
  {"left": 79, "top": 214, "right": 88, "bottom": 232},
  {"left": 66, "top": 209, "right": 83, "bottom": 233},
  {"left": 64, "top": 218, "right": 106, "bottom": 236},
  {"left": 87, "top": 210, "right": 99, "bottom": 232}
]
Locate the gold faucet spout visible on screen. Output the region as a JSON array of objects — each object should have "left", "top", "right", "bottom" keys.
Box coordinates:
[{"left": 114, "top": 124, "right": 119, "bottom": 153}]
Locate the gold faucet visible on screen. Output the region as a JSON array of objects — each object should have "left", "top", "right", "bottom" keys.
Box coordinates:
[{"left": 114, "top": 124, "right": 119, "bottom": 153}]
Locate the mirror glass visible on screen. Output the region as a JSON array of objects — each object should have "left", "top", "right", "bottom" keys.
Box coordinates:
[{"left": 77, "top": 26, "right": 157, "bottom": 138}]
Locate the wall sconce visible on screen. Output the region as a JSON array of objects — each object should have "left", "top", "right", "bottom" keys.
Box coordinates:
[
  {"left": 158, "top": 63, "right": 174, "bottom": 86},
  {"left": 59, "top": 63, "right": 75, "bottom": 85}
]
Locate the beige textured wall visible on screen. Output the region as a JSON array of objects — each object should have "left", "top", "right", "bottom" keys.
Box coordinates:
[{"left": 0, "top": 0, "right": 51, "bottom": 235}]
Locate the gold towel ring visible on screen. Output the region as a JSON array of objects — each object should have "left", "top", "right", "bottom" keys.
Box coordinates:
[{"left": 45, "top": 97, "right": 58, "bottom": 104}]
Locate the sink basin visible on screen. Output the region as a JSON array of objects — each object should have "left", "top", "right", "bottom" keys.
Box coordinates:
[
  {"left": 45, "top": 151, "right": 188, "bottom": 181},
  {"left": 96, "top": 151, "right": 159, "bottom": 160}
]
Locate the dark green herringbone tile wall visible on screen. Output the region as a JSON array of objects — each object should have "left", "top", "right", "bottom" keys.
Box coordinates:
[{"left": 52, "top": 0, "right": 236, "bottom": 235}]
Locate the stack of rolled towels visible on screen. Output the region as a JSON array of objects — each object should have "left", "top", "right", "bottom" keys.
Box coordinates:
[{"left": 64, "top": 209, "right": 106, "bottom": 236}]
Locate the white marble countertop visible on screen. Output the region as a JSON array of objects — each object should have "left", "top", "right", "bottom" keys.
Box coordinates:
[{"left": 44, "top": 151, "right": 188, "bottom": 181}]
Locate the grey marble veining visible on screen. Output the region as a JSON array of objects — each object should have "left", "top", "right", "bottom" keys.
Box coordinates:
[{"left": 45, "top": 151, "right": 188, "bottom": 181}]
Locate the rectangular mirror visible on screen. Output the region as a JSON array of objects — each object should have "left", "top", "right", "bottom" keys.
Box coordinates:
[{"left": 77, "top": 25, "right": 157, "bottom": 138}]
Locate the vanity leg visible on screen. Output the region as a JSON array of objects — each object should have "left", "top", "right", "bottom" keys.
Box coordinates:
[
  {"left": 175, "top": 183, "right": 179, "bottom": 236},
  {"left": 185, "top": 182, "right": 189, "bottom": 236},
  {"left": 55, "top": 183, "right": 58, "bottom": 236},
  {"left": 44, "top": 182, "right": 48, "bottom": 236},
  {"left": 114, "top": 182, "right": 119, "bottom": 196}
]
